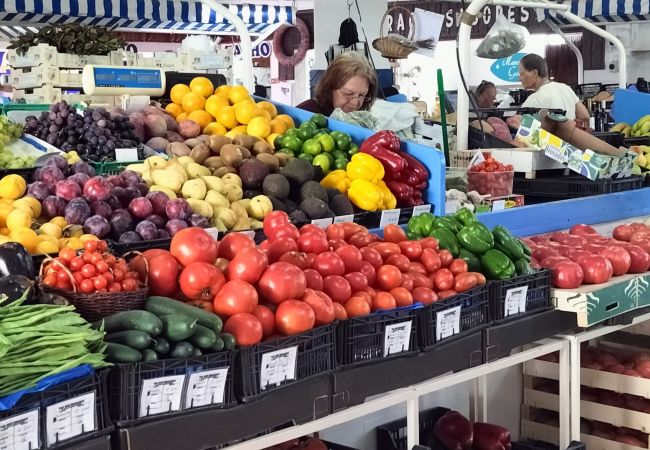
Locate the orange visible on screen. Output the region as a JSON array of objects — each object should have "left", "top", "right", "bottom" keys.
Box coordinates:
[
  {"left": 0, "top": 174, "right": 26, "bottom": 199},
  {"left": 187, "top": 110, "right": 213, "bottom": 130},
  {"left": 269, "top": 118, "right": 288, "bottom": 134},
  {"left": 235, "top": 102, "right": 262, "bottom": 125},
  {"left": 215, "top": 85, "right": 231, "bottom": 98},
  {"left": 275, "top": 114, "right": 296, "bottom": 129},
  {"left": 165, "top": 103, "right": 183, "bottom": 118},
  {"left": 258, "top": 109, "right": 272, "bottom": 121},
  {"left": 247, "top": 116, "right": 271, "bottom": 139},
  {"left": 231, "top": 125, "right": 248, "bottom": 135},
  {"left": 228, "top": 85, "right": 251, "bottom": 105},
  {"left": 181, "top": 92, "right": 206, "bottom": 113},
  {"left": 176, "top": 112, "right": 188, "bottom": 122},
  {"left": 204, "top": 122, "right": 227, "bottom": 136},
  {"left": 0, "top": 203, "right": 12, "bottom": 227},
  {"left": 215, "top": 106, "right": 238, "bottom": 129},
  {"left": 190, "top": 77, "right": 214, "bottom": 98},
  {"left": 170, "top": 84, "right": 191, "bottom": 104},
  {"left": 9, "top": 227, "right": 37, "bottom": 253},
  {"left": 6, "top": 208, "right": 31, "bottom": 232},
  {"left": 257, "top": 101, "right": 278, "bottom": 118},
  {"left": 205, "top": 94, "right": 229, "bottom": 118}
]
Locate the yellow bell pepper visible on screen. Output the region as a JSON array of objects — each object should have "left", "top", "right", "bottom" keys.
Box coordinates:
[
  {"left": 346, "top": 153, "right": 385, "bottom": 183},
  {"left": 348, "top": 179, "right": 383, "bottom": 211},
  {"left": 378, "top": 180, "right": 397, "bottom": 210},
  {"left": 320, "top": 170, "right": 351, "bottom": 194}
]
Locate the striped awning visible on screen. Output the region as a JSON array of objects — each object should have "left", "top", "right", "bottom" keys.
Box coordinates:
[
  {"left": 0, "top": 1, "right": 294, "bottom": 39},
  {"left": 544, "top": 0, "right": 650, "bottom": 24}
]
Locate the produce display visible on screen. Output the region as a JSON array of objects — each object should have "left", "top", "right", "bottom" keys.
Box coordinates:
[
  {"left": 611, "top": 115, "right": 650, "bottom": 138},
  {"left": 0, "top": 115, "right": 33, "bottom": 169},
  {"left": 631, "top": 144, "right": 650, "bottom": 175},
  {"left": 467, "top": 156, "right": 514, "bottom": 198},
  {"left": 9, "top": 24, "right": 125, "bottom": 56}
]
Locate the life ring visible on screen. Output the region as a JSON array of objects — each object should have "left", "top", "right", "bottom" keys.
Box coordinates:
[{"left": 273, "top": 17, "right": 310, "bottom": 66}]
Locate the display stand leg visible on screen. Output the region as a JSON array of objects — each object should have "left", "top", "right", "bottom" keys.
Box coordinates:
[
  {"left": 469, "top": 376, "right": 487, "bottom": 422},
  {"left": 406, "top": 398, "right": 419, "bottom": 448},
  {"left": 566, "top": 335, "right": 581, "bottom": 442},
  {"left": 558, "top": 339, "right": 571, "bottom": 448}
]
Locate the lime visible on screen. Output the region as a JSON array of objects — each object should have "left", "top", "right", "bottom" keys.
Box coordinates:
[
  {"left": 332, "top": 150, "right": 347, "bottom": 161},
  {"left": 314, "top": 129, "right": 328, "bottom": 137},
  {"left": 302, "top": 138, "right": 322, "bottom": 156},
  {"left": 323, "top": 152, "right": 335, "bottom": 165},
  {"left": 335, "top": 133, "right": 352, "bottom": 151},
  {"left": 279, "top": 148, "right": 295, "bottom": 157},
  {"left": 310, "top": 113, "right": 328, "bottom": 129},
  {"left": 298, "top": 122, "right": 317, "bottom": 141},
  {"left": 274, "top": 134, "right": 284, "bottom": 149},
  {"left": 348, "top": 143, "right": 359, "bottom": 155},
  {"left": 317, "top": 134, "right": 336, "bottom": 152},
  {"left": 298, "top": 153, "right": 314, "bottom": 163},
  {"left": 285, "top": 128, "right": 300, "bottom": 139},
  {"left": 282, "top": 135, "right": 303, "bottom": 153},
  {"left": 312, "top": 154, "right": 331, "bottom": 172},
  {"left": 334, "top": 158, "right": 348, "bottom": 170}
]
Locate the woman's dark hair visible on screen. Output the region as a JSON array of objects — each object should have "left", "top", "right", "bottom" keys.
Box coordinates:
[
  {"left": 476, "top": 80, "right": 495, "bottom": 96},
  {"left": 520, "top": 54, "right": 548, "bottom": 79}
]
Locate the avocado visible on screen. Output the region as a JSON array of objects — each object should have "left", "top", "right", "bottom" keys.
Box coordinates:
[
  {"left": 281, "top": 158, "right": 314, "bottom": 185},
  {"left": 299, "top": 180, "right": 328, "bottom": 204},
  {"left": 329, "top": 194, "right": 354, "bottom": 216},
  {"left": 283, "top": 198, "right": 298, "bottom": 212},
  {"left": 299, "top": 198, "right": 330, "bottom": 220},
  {"left": 262, "top": 173, "right": 290, "bottom": 199},
  {"left": 243, "top": 189, "right": 262, "bottom": 199},
  {"left": 269, "top": 196, "right": 288, "bottom": 213},
  {"left": 289, "top": 210, "right": 309, "bottom": 223},
  {"left": 326, "top": 188, "right": 341, "bottom": 202},
  {"left": 239, "top": 159, "right": 269, "bottom": 190},
  {"left": 312, "top": 165, "right": 324, "bottom": 182}
]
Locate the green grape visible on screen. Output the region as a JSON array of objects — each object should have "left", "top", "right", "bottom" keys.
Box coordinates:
[{"left": 0, "top": 116, "right": 8, "bottom": 125}]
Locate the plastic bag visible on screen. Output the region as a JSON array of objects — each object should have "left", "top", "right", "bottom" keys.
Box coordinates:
[
  {"left": 330, "top": 108, "right": 378, "bottom": 130},
  {"left": 476, "top": 14, "right": 529, "bottom": 59}
]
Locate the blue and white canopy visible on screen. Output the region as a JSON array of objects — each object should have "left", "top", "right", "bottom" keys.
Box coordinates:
[
  {"left": 544, "top": 0, "right": 650, "bottom": 24},
  {"left": 0, "top": 1, "right": 294, "bottom": 38}
]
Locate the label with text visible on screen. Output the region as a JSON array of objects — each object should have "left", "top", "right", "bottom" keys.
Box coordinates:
[
  {"left": 139, "top": 375, "right": 185, "bottom": 417},
  {"left": 311, "top": 218, "right": 333, "bottom": 229},
  {"left": 184, "top": 368, "right": 229, "bottom": 409},
  {"left": 0, "top": 410, "right": 39, "bottom": 450},
  {"left": 412, "top": 204, "right": 432, "bottom": 217},
  {"left": 380, "top": 209, "right": 401, "bottom": 228},
  {"left": 492, "top": 200, "right": 506, "bottom": 211},
  {"left": 504, "top": 285, "right": 528, "bottom": 317},
  {"left": 333, "top": 214, "right": 355, "bottom": 224},
  {"left": 383, "top": 321, "right": 413, "bottom": 356},
  {"left": 260, "top": 346, "right": 298, "bottom": 390},
  {"left": 436, "top": 305, "right": 462, "bottom": 340},
  {"left": 45, "top": 392, "right": 96, "bottom": 446}
]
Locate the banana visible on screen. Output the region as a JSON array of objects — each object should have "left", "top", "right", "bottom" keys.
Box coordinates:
[
  {"left": 149, "top": 185, "right": 177, "bottom": 199},
  {"left": 640, "top": 122, "right": 650, "bottom": 135},
  {"left": 623, "top": 126, "right": 632, "bottom": 138},
  {"left": 610, "top": 122, "right": 630, "bottom": 133},
  {"left": 151, "top": 169, "right": 183, "bottom": 193},
  {"left": 186, "top": 198, "right": 213, "bottom": 218},
  {"left": 141, "top": 170, "right": 153, "bottom": 185}
]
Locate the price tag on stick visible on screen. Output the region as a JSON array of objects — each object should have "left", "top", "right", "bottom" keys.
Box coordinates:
[
  {"left": 334, "top": 214, "right": 354, "bottom": 224},
  {"left": 504, "top": 285, "right": 528, "bottom": 317},
  {"left": 260, "top": 346, "right": 298, "bottom": 390},
  {"left": 436, "top": 305, "right": 461, "bottom": 340},
  {"left": 139, "top": 375, "right": 185, "bottom": 418},
  {"left": 184, "top": 368, "right": 229, "bottom": 409},
  {"left": 0, "top": 410, "right": 39, "bottom": 450},
  {"left": 380, "top": 209, "right": 400, "bottom": 228},
  {"left": 45, "top": 392, "right": 96, "bottom": 446},
  {"left": 384, "top": 321, "right": 412, "bottom": 356},
  {"left": 412, "top": 204, "right": 431, "bottom": 217}
]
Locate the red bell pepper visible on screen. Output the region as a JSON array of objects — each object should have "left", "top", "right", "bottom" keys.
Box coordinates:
[
  {"left": 359, "top": 131, "right": 407, "bottom": 175},
  {"left": 384, "top": 181, "right": 414, "bottom": 207},
  {"left": 400, "top": 151, "right": 429, "bottom": 188},
  {"left": 434, "top": 411, "right": 473, "bottom": 450},
  {"left": 473, "top": 423, "right": 512, "bottom": 450}
]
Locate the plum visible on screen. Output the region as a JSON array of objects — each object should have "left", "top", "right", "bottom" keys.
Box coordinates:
[
  {"left": 129, "top": 197, "right": 153, "bottom": 219},
  {"left": 55, "top": 179, "right": 82, "bottom": 201},
  {"left": 41, "top": 196, "right": 68, "bottom": 219},
  {"left": 84, "top": 215, "right": 110, "bottom": 238},
  {"left": 83, "top": 176, "right": 113, "bottom": 202},
  {"left": 106, "top": 175, "right": 126, "bottom": 188},
  {"left": 72, "top": 161, "right": 95, "bottom": 177},
  {"left": 109, "top": 209, "right": 133, "bottom": 237},
  {"left": 157, "top": 229, "right": 170, "bottom": 239},
  {"left": 105, "top": 194, "right": 122, "bottom": 211},
  {"left": 68, "top": 173, "right": 91, "bottom": 189},
  {"left": 188, "top": 213, "right": 209, "bottom": 228},
  {"left": 145, "top": 214, "right": 165, "bottom": 229},
  {"left": 120, "top": 170, "right": 141, "bottom": 184},
  {"left": 90, "top": 201, "right": 112, "bottom": 219},
  {"left": 134, "top": 182, "right": 149, "bottom": 197},
  {"left": 27, "top": 182, "right": 51, "bottom": 201},
  {"left": 166, "top": 219, "right": 188, "bottom": 236},
  {"left": 119, "top": 231, "right": 142, "bottom": 243},
  {"left": 118, "top": 187, "right": 141, "bottom": 209},
  {"left": 65, "top": 199, "right": 91, "bottom": 225},
  {"left": 45, "top": 154, "right": 68, "bottom": 171},
  {"left": 135, "top": 220, "right": 158, "bottom": 240},
  {"left": 146, "top": 192, "right": 169, "bottom": 217},
  {"left": 165, "top": 198, "right": 192, "bottom": 220},
  {"left": 34, "top": 166, "right": 65, "bottom": 188}
]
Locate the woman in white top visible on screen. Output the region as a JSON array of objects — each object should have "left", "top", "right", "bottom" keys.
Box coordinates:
[{"left": 519, "top": 54, "right": 590, "bottom": 128}]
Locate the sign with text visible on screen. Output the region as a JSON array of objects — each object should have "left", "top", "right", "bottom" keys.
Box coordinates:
[{"left": 490, "top": 53, "right": 526, "bottom": 82}]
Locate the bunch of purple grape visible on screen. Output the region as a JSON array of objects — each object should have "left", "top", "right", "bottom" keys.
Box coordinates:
[{"left": 24, "top": 101, "right": 142, "bottom": 162}]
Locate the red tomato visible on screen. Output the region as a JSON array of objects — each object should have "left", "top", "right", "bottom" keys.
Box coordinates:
[
  {"left": 332, "top": 302, "right": 348, "bottom": 320},
  {"left": 213, "top": 280, "right": 258, "bottom": 316},
  {"left": 271, "top": 223, "right": 300, "bottom": 241},
  {"left": 180, "top": 262, "right": 226, "bottom": 301},
  {"left": 401, "top": 273, "right": 414, "bottom": 291},
  {"left": 438, "top": 250, "right": 453, "bottom": 267},
  {"left": 226, "top": 247, "right": 268, "bottom": 284},
  {"left": 376, "top": 265, "right": 402, "bottom": 291},
  {"left": 390, "top": 287, "right": 413, "bottom": 307},
  {"left": 345, "top": 296, "right": 371, "bottom": 318},
  {"left": 578, "top": 255, "right": 613, "bottom": 284},
  {"left": 569, "top": 224, "right": 598, "bottom": 235},
  {"left": 217, "top": 232, "right": 254, "bottom": 260},
  {"left": 121, "top": 278, "right": 138, "bottom": 292},
  {"left": 344, "top": 271, "right": 369, "bottom": 292},
  {"left": 453, "top": 272, "right": 478, "bottom": 292},
  {"left": 386, "top": 254, "right": 410, "bottom": 272},
  {"left": 413, "top": 287, "right": 438, "bottom": 305},
  {"left": 433, "top": 268, "right": 454, "bottom": 291},
  {"left": 348, "top": 231, "right": 375, "bottom": 248},
  {"left": 328, "top": 239, "right": 348, "bottom": 251},
  {"left": 468, "top": 272, "right": 487, "bottom": 285},
  {"left": 170, "top": 227, "right": 218, "bottom": 267},
  {"left": 623, "top": 244, "right": 650, "bottom": 273},
  {"left": 420, "top": 248, "right": 442, "bottom": 273},
  {"left": 408, "top": 262, "right": 427, "bottom": 275},
  {"left": 186, "top": 300, "right": 214, "bottom": 313},
  {"left": 398, "top": 240, "right": 422, "bottom": 260},
  {"left": 599, "top": 246, "right": 631, "bottom": 276},
  {"left": 341, "top": 222, "right": 367, "bottom": 240},
  {"left": 533, "top": 247, "right": 561, "bottom": 261},
  {"left": 411, "top": 272, "right": 433, "bottom": 289},
  {"left": 69, "top": 256, "right": 84, "bottom": 272},
  {"left": 323, "top": 275, "right": 352, "bottom": 303},
  {"left": 81, "top": 264, "right": 96, "bottom": 278},
  {"left": 437, "top": 289, "right": 458, "bottom": 299},
  {"left": 373, "top": 292, "right": 396, "bottom": 311},
  {"left": 299, "top": 224, "right": 327, "bottom": 237},
  {"left": 143, "top": 253, "right": 180, "bottom": 297},
  {"left": 275, "top": 300, "right": 315, "bottom": 336},
  {"left": 224, "top": 313, "right": 263, "bottom": 346},
  {"left": 267, "top": 237, "right": 299, "bottom": 264},
  {"left": 613, "top": 224, "right": 633, "bottom": 242},
  {"left": 419, "top": 237, "right": 439, "bottom": 251},
  {"left": 360, "top": 247, "right": 383, "bottom": 269},
  {"left": 302, "top": 289, "right": 336, "bottom": 325},
  {"left": 312, "top": 251, "right": 345, "bottom": 277},
  {"left": 335, "top": 245, "right": 363, "bottom": 272},
  {"left": 352, "top": 291, "right": 373, "bottom": 308},
  {"left": 279, "top": 251, "right": 311, "bottom": 270},
  {"left": 304, "top": 268, "right": 324, "bottom": 290},
  {"left": 79, "top": 279, "right": 94, "bottom": 293},
  {"left": 325, "top": 223, "right": 346, "bottom": 241},
  {"left": 551, "top": 260, "right": 584, "bottom": 288},
  {"left": 258, "top": 262, "right": 307, "bottom": 304},
  {"left": 383, "top": 224, "right": 407, "bottom": 243},
  {"left": 540, "top": 256, "right": 570, "bottom": 269},
  {"left": 449, "top": 258, "right": 468, "bottom": 275},
  {"left": 298, "top": 232, "right": 329, "bottom": 254},
  {"left": 263, "top": 211, "right": 290, "bottom": 239},
  {"left": 368, "top": 242, "right": 401, "bottom": 261}
]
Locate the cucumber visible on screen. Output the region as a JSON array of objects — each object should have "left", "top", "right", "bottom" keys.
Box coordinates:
[
  {"left": 94, "top": 310, "right": 162, "bottom": 336},
  {"left": 160, "top": 315, "right": 197, "bottom": 342},
  {"left": 208, "top": 336, "right": 224, "bottom": 353},
  {"left": 192, "top": 347, "right": 203, "bottom": 356},
  {"left": 105, "top": 330, "right": 152, "bottom": 350},
  {"left": 189, "top": 325, "right": 218, "bottom": 349},
  {"left": 142, "top": 349, "right": 158, "bottom": 362},
  {"left": 145, "top": 296, "right": 222, "bottom": 334},
  {"left": 220, "top": 333, "right": 236, "bottom": 351},
  {"left": 170, "top": 342, "right": 194, "bottom": 358},
  {"left": 151, "top": 337, "right": 170, "bottom": 355},
  {"left": 105, "top": 342, "right": 142, "bottom": 363}
]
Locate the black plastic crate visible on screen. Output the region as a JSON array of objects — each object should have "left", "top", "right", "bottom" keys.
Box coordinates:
[
  {"left": 625, "top": 136, "right": 650, "bottom": 146},
  {"left": 0, "top": 370, "right": 112, "bottom": 449},
  {"left": 336, "top": 307, "right": 420, "bottom": 368},
  {"left": 488, "top": 269, "right": 552, "bottom": 323},
  {"left": 322, "top": 440, "right": 360, "bottom": 450},
  {"left": 514, "top": 174, "right": 643, "bottom": 200},
  {"left": 575, "top": 83, "right": 604, "bottom": 99},
  {"left": 593, "top": 131, "right": 624, "bottom": 147},
  {"left": 109, "top": 237, "right": 172, "bottom": 256},
  {"left": 108, "top": 351, "right": 235, "bottom": 426},
  {"left": 418, "top": 285, "right": 488, "bottom": 350},
  {"left": 376, "top": 407, "right": 450, "bottom": 450},
  {"left": 513, "top": 440, "right": 585, "bottom": 450},
  {"left": 0, "top": 167, "right": 37, "bottom": 183},
  {"left": 236, "top": 325, "right": 334, "bottom": 402}
]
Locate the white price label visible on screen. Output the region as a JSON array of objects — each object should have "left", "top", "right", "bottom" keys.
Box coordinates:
[
  {"left": 380, "top": 209, "right": 400, "bottom": 228},
  {"left": 260, "top": 346, "right": 298, "bottom": 390},
  {"left": 139, "top": 375, "right": 185, "bottom": 418},
  {"left": 115, "top": 148, "right": 139, "bottom": 162},
  {"left": 205, "top": 227, "right": 220, "bottom": 241},
  {"left": 184, "top": 368, "right": 229, "bottom": 409},
  {"left": 0, "top": 410, "right": 39, "bottom": 450},
  {"left": 469, "top": 150, "right": 485, "bottom": 168},
  {"left": 237, "top": 230, "right": 256, "bottom": 239},
  {"left": 383, "top": 321, "right": 412, "bottom": 357},
  {"left": 492, "top": 200, "right": 506, "bottom": 211},
  {"left": 45, "top": 392, "right": 96, "bottom": 446},
  {"left": 311, "top": 218, "right": 333, "bottom": 229},
  {"left": 333, "top": 214, "right": 354, "bottom": 224},
  {"left": 412, "top": 204, "right": 431, "bottom": 217},
  {"left": 504, "top": 285, "right": 528, "bottom": 317},
  {"left": 436, "top": 305, "right": 462, "bottom": 340}
]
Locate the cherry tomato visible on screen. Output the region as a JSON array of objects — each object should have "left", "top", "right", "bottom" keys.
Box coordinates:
[
  {"left": 103, "top": 272, "right": 114, "bottom": 284},
  {"left": 224, "top": 313, "right": 263, "bottom": 346},
  {"left": 72, "top": 272, "right": 84, "bottom": 286},
  {"left": 453, "top": 272, "right": 478, "bottom": 292},
  {"left": 359, "top": 261, "right": 377, "bottom": 286},
  {"left": 79, "top": 279, "right": 94, "bottom": 293},
  {"left": 373, "top": 292, "right": 396, "bottom": 311},
  {"left": 95, "top": 261, "right": 109, "bottom": 274},
  {"left": 390, "top": 287, "right": 413, "bottom": 307},
  {"left": 360, "top": 247, "right": 383, "bottom": 269},
  {"left": 93, "top": 276, "right": 108, "bottom": 290},
  {"left": 263, "top": 211, "right": 290, "bottom": 239},
  {"left": 413, "top": 287, "right": 438, "bottom": 305},
  {"left": 304, "top": 268, "right": 324, "bottom": 291},
  {"left": 83, "top": 252, "right": 95, "bottom": 263},
  {"left": 108, "top": 282, "right": 122, "bottom": 292},
  {"left": 439, "top": 250, "right": 454, "bottom": 267},
  {"left": 69, "top": 256, "right": 84, "bottom": 272},
  {"left": 58, "top": 247, "right": 76, "bottom": 262},
  {"left": 433, "top": 269, "right": 454, "bottom": 291},
  {"left": 332, "top": 302, "right": 348, "bottom": 320},
  {"left": 90, "top": 252, "right": 103, "bottom": 264},
  {"left": 344, "top": 272, "right": 369, "bottom": 293},
  {"left": 398, "top": 240, "right": 422, "bottom": 260},
  {"left": 81, "top": 264, "right": 96, "bottom": 279},
  {"left": 97, "top": 240, "right": 108, "bottom": 253},
  {"left": 376, "top": 265, "right": 402, "bottom": 291},
  {"left": 421, "top": 248, "right": 442, "bottom": 273},
  {"left": 213, "top": 280, "right": 258, "bottom": 316},
  {"left": 298, "top": 232, "right": 329, "bottom": 254},
  {"left": 113, "top": 269, "right": 125, "bottom": 282},
  {"left": 302, "top": 289, "right": 336, "bottom": 325},
  {"left": 323, "top": 275, "right": 352, "bottom": 303},
  {"left": 84, "top": 240, "right": 98, "bottom": 253},
  {"left": 253, "top": 305, "right": 275, "bottom": 338},
  {"left": 383, "top": 224, "right": 407, "bottom": 243},
  {"left": 121, "top": 278, "right": 138, "bottom": 291},
  {"left": 335, "top": 245, "right": 364, "bottom": 272},
  {"left": 43, "top": 273, "right": 58, "bottom": 287},
  {"left": 49, "top": 257, "right": 66, "bottom": 271},
  {"left": 345, "top": 296, "right": 371, "bottom": 318},
  {"left": 57, "top": 270, "right": 70, "bottom": 283},
  {"left": 275, "top": 300, "right": 315, "bottom": 336}
]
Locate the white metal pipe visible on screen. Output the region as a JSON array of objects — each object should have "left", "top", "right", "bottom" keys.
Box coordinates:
[
  {"left": 406, "top": 398, "right": 419, "bottom": 449},
  {"left": 548, "top": 22, "right": 584, "bottom": 85},
  {"left": 489, "top": 0, "right": 570, "bottom": 10},
  {"left": 558, "top": 339, "right": 571, "bottom": 448}
]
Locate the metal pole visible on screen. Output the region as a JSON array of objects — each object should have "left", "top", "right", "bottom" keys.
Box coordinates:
[{"left": 437, "top": 69, "right": 450, "bottom": 164}]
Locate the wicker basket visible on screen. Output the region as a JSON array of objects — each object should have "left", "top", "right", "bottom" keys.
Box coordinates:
[{"left": 373, "top": 6, "right": 417, "bottom": 60}]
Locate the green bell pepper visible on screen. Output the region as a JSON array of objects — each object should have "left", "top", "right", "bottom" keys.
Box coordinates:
[
  {"left": 515, "top": 258, "right": 535, "bottom": 276},
  {"left": 432, "top": 216, "right": 462, "bottom": 234},
  {"left": 458, "top": 248, "right": 481, "bottom": 272},
  {"left": 455, "top": 207, "right": 477, "bottom": 227},
  {"left": 457, "top": 227, "right": 492, "bottom": 254},
  {"left": 492, "top": 225, "right": 528, "bottom": 262},
  {"left": 480, "top": 249, "right": 516, "bottom": 280},
  {"left": 407, "top": 213, "right": 435, "bottom": 239},
  {"left": 429, "top": 228, "right": 460, "bottom": 257}
]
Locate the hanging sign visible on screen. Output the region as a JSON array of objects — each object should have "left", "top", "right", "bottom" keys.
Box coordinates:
[
  {"left": 231, "top": 41, "right": 273, "bottom": 59},
  {"left": 490, "top": 53, "right": 526, "bottom": 82}
]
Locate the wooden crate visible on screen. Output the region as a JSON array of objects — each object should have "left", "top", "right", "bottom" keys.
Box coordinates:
[{"left": 521, "top": 420, "right": 650, "bottom": 450}]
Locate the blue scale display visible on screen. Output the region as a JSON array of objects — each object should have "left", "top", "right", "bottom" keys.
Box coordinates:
[{"left": 82, "top": 65, "right": 166, "bottom": 96}]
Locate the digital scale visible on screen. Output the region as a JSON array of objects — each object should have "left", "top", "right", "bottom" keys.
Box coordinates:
[{"left": 82, "top": 65, "right": 166, "bottom": 96}]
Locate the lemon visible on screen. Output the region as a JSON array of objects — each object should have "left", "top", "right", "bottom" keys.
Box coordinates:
[
  {"left": 6, "top": 209, "right": 31, "bottom": 232},
  {"left": 10, "top": 227, "right": 38, "bottom": 253},
  {"left": 170, "top": 84, "right": 191, "bottom": 104},
  {"left": 247, "top": 116, "right": 272, "bottom": 139},
  {"left": 205, "top": 94, "right": 229, "bottom": 118},
  {"left": 257, "top": 101, "right": 278, "bottom": 118},
  {"left": 0, "top": 174, "right": 26, "bottom": 199},
  {"left": 190, "top": 77, "right": 215, "bottom": 98},
  {"left": 204, "top": 122, "right": 227, "bottom": 136},
  {"left": 39, "top": 222, "right": 63, "bottom": 239},
  {"left": 228, "top": 85, "right": 251, "bottom": 105},
  {"left": 181, "top": 92, "right": 206, "bottom": 113},
  {"left": 215, "top": 106, "right": 238, "bottom": 129},
  {"left": 49, "top": 216, "right": 68, "bottom": 229}
]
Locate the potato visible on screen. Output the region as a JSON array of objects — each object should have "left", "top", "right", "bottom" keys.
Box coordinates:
[
  {"left": 166, "top": 131, "right": 184, "bottom": 143},
  {"left": 178, "top": 120, "right": 201, "bottom": 139},
  {"left": 146, "top": 137, "right": 170, "bottom": 153},
  {"left": 144, "top": 114, "right": 168, "bottom": 138}
]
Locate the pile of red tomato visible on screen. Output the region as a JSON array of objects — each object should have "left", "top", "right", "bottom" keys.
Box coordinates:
[{"left": 129, "top": 212, "right": 486, "bottom": 348}]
